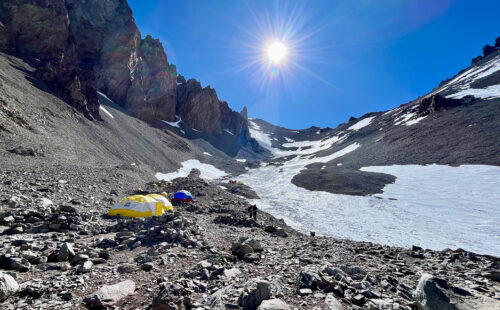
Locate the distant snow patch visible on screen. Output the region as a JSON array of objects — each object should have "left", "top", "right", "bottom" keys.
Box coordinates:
[
  {"left": 155, "top": 159, "right": 226, "bottom": 181},
  {"left": 405, "top": 116, "right": 427, "bottom": 126},
  {"left": 97, "top": 91, "right": 114, "bottom": 103},
  {"left": 348, "top": 117, "right": 375, "bottom": 131},
  {"left": 248, "top": 120, "right": 274, "bottom": 151},
  {"left": 99, "top": 106, "right": 114, "bottom": 119},
  {"left": 161, "top": 117, "right": 181, "bottom": 128},
  {"left": 203, "top": 152, "right": 212, "bottom": 156},
  {"left": 224, "top": 129, "right": 234, "bottom": 135},
  {"left": 447, "top": 84, "right": 500, "bottom": 100},
  {"left": 236, "top": 159, "right": 246, "bottom": 162},
  {"left": 284, "top": 137, "right": 294, "bottom": 142},
  {"left": 394, "top": 112, "right": 415, "bottom": 126}
]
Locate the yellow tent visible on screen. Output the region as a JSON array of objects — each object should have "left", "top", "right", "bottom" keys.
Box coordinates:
[
  {"left": 146, "top": 193, "right": 174, "bottom": 212},
  {"left": 108, "top": 194, "right": 173, "bottom": 218}
]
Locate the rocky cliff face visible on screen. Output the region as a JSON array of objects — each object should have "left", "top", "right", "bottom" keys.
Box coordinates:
[
  {"left": 0, "top": 0, "right": 255, "bottom": 153},
  {"left": 0, "top": 0, "right": 100, "bottom": 120},
  {"left": 176, "top": 77, "right": 256, "bottom": 153}
]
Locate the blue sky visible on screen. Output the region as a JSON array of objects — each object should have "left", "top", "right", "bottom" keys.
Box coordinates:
[{"left": 128, "top": 0, "right": 499, "bottom": 129}]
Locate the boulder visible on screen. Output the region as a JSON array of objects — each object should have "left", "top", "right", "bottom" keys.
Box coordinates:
[
  {"left": 257, "top": 298, "right": 290, "bottom": 310},
  {"left": 325, "top": 293, "right": 344, "bottom": 310},
  {"left": 238, "top": 279, "right": 271, "bottom": 310},
  {"left": 0, "top": 272, "right": 19, "bottom": 302},
  {"left": 58, "top": 243, "right": 75, "bottom": 261},
  {"left": 414, "top": 274, "right": 471, "bottom": 310},
  {"left": 85, "top": 280, "right": 136, "bottom": 308},
  {"left": 296, "top": 268, "right": 322, "bottom": 290},
  {"left": 152, "top": 282, "right": 184, "bottom": 310}
]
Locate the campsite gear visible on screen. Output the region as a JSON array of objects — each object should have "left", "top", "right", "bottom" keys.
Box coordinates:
[
  {"left": 248, "top": 204, "right": 258, "bottom": 220},
  {"left": 108, "top": 195, "right": 171, "bottom": 218},
  {"left": 172, "top": 190, "right": 193, "bottom": 202},
  {"left": 146, "top": 194, "right": 173, "bottom": 212}
]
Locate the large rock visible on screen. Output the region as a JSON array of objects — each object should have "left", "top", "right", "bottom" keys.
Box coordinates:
[
  {"left": 0, "top": 272, "right": 19, "bottom": 302},
  {"left": 257, "top": 298, "right": 290, "bottom": 310},
  {"left": 84, "top": 280, "right": 136, "bottom": 308},
  {"left": 152, "top": 282, "right": 184, "bottom": 310},
  {"left": 414, "top": 274, "right": 471, "bottom": 310},
  {"left": 238, "top": 279, "right": 272, "bottom": 310},
  {"left": 296, "top": 268, "right": 322, "bottom": 290}
]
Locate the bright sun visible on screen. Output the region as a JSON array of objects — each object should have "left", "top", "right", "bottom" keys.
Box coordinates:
[{"left": 267, "top": 41, "right": 287, "bottom": 64}]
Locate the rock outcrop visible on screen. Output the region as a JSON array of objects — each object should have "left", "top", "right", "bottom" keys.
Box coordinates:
[{"left": 0, "top": 0, "right": 257, "bottom": 154}]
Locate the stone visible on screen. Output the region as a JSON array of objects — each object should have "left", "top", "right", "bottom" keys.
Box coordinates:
[
  {"left": 152, "top": 282, "right": 183, "bottom": 310},
  {"left": 141, "top": 263, "right": 154, "bottom": 271},
  {"left": 238, "top": 279, "right": 272, "bottom": 310},
  {"left": 0, "top": 272, "right": 19, "bottom": 302},
  {"left": 76, "top": 260, "right": 93, "bottom": 274},
  {"left": 297, "top": 268, "right": 321, "bottom": 290},
  {"left": 85, "top": 280, "right": 136, "bottom": 308},
  {"left": 36, "top": 198, "right": 54, "bottom": 209},
  {"left": 299, "top": 288, "right": 313, "bottom": 296},
  {"left": 414, "top": 274, "right": 470, "bottom": 310},
  {"left": 257, "top": 298, "right": 290, "bottom": 310},
  {"left": 223, "top": 267, "right": 242, "bottom": 279},
  {"left": 60, "top": 205, "right": 77, "bottom": 213},
  {"left": 324, "top": 293, "right": 344, "bottom": 310},
  {"left": 58, "top": 243, "right": 75, "bottom": 261},
  {"left": 117, "top": 263, "right": 136, "bottom": 274}
]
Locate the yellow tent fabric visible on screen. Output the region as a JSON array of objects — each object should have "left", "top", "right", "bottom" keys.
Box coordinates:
[
  {"left": 108, "top": 195, "right": 171, "bottom": 218},
  {"left": 146, "top": 194, "right": 174, "bottom": 212}
]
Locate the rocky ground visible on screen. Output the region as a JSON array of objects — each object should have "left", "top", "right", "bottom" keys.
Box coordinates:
[{"left": 0, "top": 161, "right": 499, "bottom": 310}]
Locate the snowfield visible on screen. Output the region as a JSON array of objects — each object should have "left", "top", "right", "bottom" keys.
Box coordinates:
[
  {"left": 155, "top": 159, "right": 226, "bottom": 181},
  {"left": 239, "top": 123, "right": 500, "bottom": 255},
  {"left": 241, "top": 163, "right": 500, "bottom": 255},
  {"left": 441, "top": 54, "right": 500, "bottom": 100}
]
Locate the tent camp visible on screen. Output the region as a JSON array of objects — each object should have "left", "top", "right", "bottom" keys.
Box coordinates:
[
  {"left": 172, "top": 190, "right": 193, "bottom": 202},
  {"left": 108, "top": 194, "right": 173, "bottom": 218}
]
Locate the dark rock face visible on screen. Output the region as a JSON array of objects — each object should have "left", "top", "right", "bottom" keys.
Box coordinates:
[
  {"left": 0, "top": 0, "right": 100, "bottom": 120},
  {"left": 0, "top": 0, "right": 258, "bottom": 154},
  {"left": 0, "top": 0, "right": 177, "bottom": 123},
  {"left": 176, "top": 78, "right": 257, "bottom": 154},
  {"left": 417, "top": 94, "right": 474, "bottom": 116}
]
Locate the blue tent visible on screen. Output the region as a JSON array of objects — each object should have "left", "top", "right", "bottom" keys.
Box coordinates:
[{"left": 172, "top": 190, "right": 193, "bottom": 202}]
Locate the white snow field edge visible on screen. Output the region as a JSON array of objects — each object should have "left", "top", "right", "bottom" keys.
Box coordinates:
[
  {"left": 240, "top": 122, "right": 500, "bottom": 255},
  {"left": 155, "top": 159, "right": 226, "bottom": 181},
  {"left": 348, "top": 116, "right": 375, "bottom": 131},
  {"left": 99, "top": 106, "right": 114, "bottom": 119}
]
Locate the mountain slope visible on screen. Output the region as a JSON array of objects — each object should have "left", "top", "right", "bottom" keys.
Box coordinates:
[{"left": 0, "top": 52, "right": 244, "bottom": 178}]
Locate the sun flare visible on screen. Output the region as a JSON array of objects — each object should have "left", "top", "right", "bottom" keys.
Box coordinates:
[{"left": 266, "top": 41, "right": 287, "bottom": 64}]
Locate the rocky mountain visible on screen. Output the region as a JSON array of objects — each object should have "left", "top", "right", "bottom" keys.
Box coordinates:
[{"left": 0, "top": 0, "right": 257, "bottom": 155}]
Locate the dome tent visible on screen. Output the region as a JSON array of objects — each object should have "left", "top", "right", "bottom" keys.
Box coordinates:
[
  {"left": 172, "top": 190, "right": 193, "bottom": 202},
  {"left": 146, "top": 193, "right": 173, "bottom": 212},
  {"left": 108, "top": 194, "right": 173, "bottom": 218}
]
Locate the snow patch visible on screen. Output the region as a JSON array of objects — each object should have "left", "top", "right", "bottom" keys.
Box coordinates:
[
  {"left": 155, "top": 159, "right": 226, "bottom": 181},
  {"left": 203, "top": 152, "right": 212, "bottom": 156},
  {"left": 161, "top": 116, "right": 181, "bottom": 128},
  {"left": 447, "top": 84, "right": 500, "bottom": 100},
  {"left": 224, "top": 129, "right": 234, "bottom": 135},
  {"left": 405, "top": 116, "right": 427, "bottom": 126},
  {"left": 348, "top": 117, "right": 375, "bottom": 131},
  {"left": 241, "top": 161, "right": 500, "bottom": 255},
  {"left": 236, "top": 159, "right": 247, "bottom": 162},
  {"left": 97, "top": 91, "right": 114, "bottom": 103},
  {"left": 99, "top": 106, "right": 114, "bottom": 119}
]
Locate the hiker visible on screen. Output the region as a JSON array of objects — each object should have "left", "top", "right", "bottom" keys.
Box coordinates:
[{"left": 248, "top": 204, "right": 258, "bottom": 220}]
